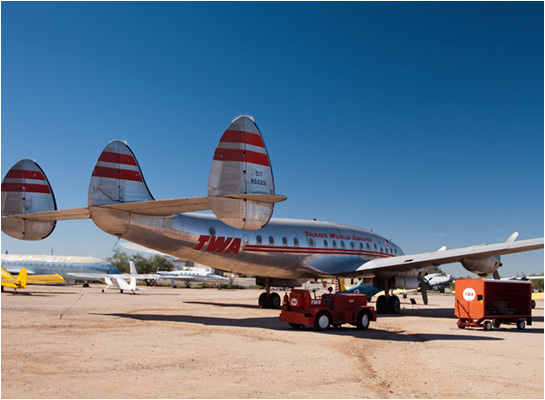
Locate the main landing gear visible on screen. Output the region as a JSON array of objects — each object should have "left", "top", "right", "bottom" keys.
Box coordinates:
[
  {"left": 376, "top": 294, "right": 400, "bottom": 314},
  {"left": 374, "top": 278, "right": 401, "bottom": 314},
  {"left": 258, "top": 278, "right": 281, "bottom": 309}
]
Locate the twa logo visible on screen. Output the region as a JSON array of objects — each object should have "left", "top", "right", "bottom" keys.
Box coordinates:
[{"left": 194, "top": 235, "right": 241, "bottom": 254}]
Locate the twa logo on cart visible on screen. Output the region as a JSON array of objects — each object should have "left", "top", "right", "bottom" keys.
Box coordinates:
[{"left": 463, "top": 288, "right": 476, "bottom": 301}]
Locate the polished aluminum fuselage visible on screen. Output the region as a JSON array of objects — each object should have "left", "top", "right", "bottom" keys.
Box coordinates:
[{"left": 90, "top": 208, "right": 418, "bottom": 280}]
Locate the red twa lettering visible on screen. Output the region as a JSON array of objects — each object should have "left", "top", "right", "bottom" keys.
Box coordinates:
[{"left": 194, "top": 235, "right": 241, "bottom": 255}]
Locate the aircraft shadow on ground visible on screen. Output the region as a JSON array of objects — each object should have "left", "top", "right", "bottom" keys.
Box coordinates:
[
  {"left": 95, "top": 312, "right": 512, "bottom": 342},
  {"left": 183, "top": 301, "right": 261, "bottom": 309}
]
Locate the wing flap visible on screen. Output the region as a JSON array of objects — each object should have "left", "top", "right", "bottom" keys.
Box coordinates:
[{"left": 356, "top": 238, "right": 544, "bottom": 274}]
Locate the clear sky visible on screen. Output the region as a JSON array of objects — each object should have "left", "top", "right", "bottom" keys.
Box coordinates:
[{"left": 1, "top": 2, "right": 543, "bottom": 277}]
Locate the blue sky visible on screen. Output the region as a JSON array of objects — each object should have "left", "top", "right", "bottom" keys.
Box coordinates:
[{"left": 2, "top": 2, "right": 543, "bottom": 277}]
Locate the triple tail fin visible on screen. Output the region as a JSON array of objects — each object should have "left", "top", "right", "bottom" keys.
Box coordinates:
[
  {"left": 208, "top": 115, "right": 286, "bottom": 230},
  {"left": 1, "top": 159, "right": 57, "bottom": 240},
  {"left": 89, "top": 140, "right": 154, "bottom": 207}
]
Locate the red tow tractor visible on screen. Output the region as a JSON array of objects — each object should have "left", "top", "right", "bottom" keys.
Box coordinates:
[{"left": 279, "top": 288, "right": 376, "bottom": 331}]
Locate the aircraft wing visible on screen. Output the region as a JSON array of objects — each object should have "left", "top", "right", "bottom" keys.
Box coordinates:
[
  {"left": 355, "top": 237, "right": 544, "bottom": 275},
  {"left": 68, "top": 273, "right": 160, "bottom": 280},
  {"left": 26, "top": 274, "right": 65, "bottom": 284}
]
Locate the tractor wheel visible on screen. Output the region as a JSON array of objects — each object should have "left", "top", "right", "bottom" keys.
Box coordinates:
[
  {"left": 516, "top": 320, "right": 526, "bottom": 330},
  {"left": 356, "top": 310, "right": 371, "bottom": 330},
  {"left": 314, "top": 311, "right": 332, "bottom": 331},
  {"left": 484, "top": 321, "right": 492, "bottom": 331}
]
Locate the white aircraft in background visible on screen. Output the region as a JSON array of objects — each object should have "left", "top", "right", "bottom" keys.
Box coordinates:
[
  {"left": 156, "top": 268, "right": 231, "bottom": 288},
  {"left": 68, "top": 261, "right": 157, "bottom": 293},
  {"left": 2, "top": 115, "right": 543, "bottom": 313},
  {"left": 422, "top": 273, "right": 454, "bottom": 293}
]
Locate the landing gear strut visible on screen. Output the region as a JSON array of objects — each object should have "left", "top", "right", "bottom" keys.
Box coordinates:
[
  {"left": 375, "top": 278, "right": 400, "bottom": 314},
  {"left": 258, "top": 278, "right": 281, "bottom": 309}
]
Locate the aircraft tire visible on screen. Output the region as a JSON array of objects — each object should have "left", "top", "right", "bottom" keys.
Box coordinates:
[
  {"left": 258, "top": 292, "right": 268, "bottom": 308},
  {"left": 387, "top": 295, "right": 401, "bottom": 314},
  {"left": 376, "top": 295, "right": 387, "bottom": 314},
  {"left": 314, "top": 311, "right": 331, "bottom": 331},
  {"left": 267, "top": 293, "right": 281, "bottom": 309}
]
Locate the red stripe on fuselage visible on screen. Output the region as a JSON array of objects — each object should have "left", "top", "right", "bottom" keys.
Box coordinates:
[
  {"left": 4, "top": 169, "right": 46, "bottom": 181},
  {"left": 1, "top": 182, "right": 51, "bottom": 194},
  {"left": 213, "top": 148, "right": 270, "bottom": 167},
  {"left": 220, "top": 130, "right": 265, "bottom": 148},
  {"left": 243, "top": 244, "right": 395, "bottom": 258},
  {"left": 92, "top": 166, "right": 143, "bottom": 182},
  {"left": 98, "top": 151, "right": 138, "bottom": 166}
]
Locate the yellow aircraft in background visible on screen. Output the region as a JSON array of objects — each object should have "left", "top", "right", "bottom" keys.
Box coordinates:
[{"left": 1, "top": 266, "right": 64, "bottom": 292}]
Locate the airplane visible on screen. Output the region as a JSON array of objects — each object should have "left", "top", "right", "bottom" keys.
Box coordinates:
[
  {"left": 422, "top": 273, "right": 454, "bottom": 293},
  {"left": 1, "top": 266, "right": 65, "bottom": 292},
  {"left": 1, "top": 115, "right": 543, "bottom": 313},
  {"left": 156, "top": 268, "right": 231, "bottom": 288},
  {"left": 337, "top": 279, "right": 382, "bottom": 300},
  {"left": 119, "top": 240, "right": 231, "bottom": 287},
  {"left": 68, "top": 261, "right": 157, "bottom": 293},
  {"left": 1, "top": 253, "right": 120, "bottom": 285}
]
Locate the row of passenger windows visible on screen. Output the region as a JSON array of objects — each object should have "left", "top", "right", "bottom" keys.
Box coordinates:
[
  {"left": 255, "top": 235, "right": 398, "bottom": 254},
  {"left": 209, "top": 227, "right": 398, "bottom": 255}
]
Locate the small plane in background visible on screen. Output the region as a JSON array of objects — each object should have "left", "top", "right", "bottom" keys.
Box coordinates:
[
  {"left": 2, "top": 115, "right": 543, "bottom": 313},
  {"left": 422, "top": 273, "right": 454, "bottom": 293},
  {"left": 156, "top": 268, "right": 231, "bottom": 288},
  {"left": 1, "top": 266, "right": 65, "bottom": 293},
  {"left": 1, "top": 254, "right": 120, "bottom": 285},
  {"left": 68, "top": 261, "right": 157, "bottom": 293}
]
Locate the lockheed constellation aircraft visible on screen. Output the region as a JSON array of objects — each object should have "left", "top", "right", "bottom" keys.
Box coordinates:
[{"left": 1, "top": 116, "right": 543, "bottom": 313}]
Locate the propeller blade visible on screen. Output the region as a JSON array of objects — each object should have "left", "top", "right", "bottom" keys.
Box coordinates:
[{"left": 419, "top": 280, "right": 428, "bottom": 305}]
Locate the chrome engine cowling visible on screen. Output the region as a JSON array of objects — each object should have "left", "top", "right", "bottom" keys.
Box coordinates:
[{"left": 460, "top": 256, "right": 501, "bottom": 276}]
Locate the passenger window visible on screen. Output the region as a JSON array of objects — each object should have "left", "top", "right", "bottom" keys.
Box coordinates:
[
  {"left": 256, "top": 235, "right": 262, "bottom": 243},
  {"left": 341, "top": 241, "right": 345, "bottom": 249},
  {"left": 324, "top": 240, "right": 328, "bottom": 247},
  {"left": 332, "top": 240, "right": 337, "bottom": 248},
  {"left": 308, "top": 238, "right": 315, "bottom": 246},
  {"left": 269, "top": 236, "right": 274, "bottom": 244},
  {"left": 282, "top": 237, "right": 288, "bottom": 245},
  {"left": 294, "top": 237, "right": 299, "bottom": 246}
]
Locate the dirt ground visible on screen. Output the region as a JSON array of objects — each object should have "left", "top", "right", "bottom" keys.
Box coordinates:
[{"left": 1, "top": 285, "right": 543, "bottom": 399}]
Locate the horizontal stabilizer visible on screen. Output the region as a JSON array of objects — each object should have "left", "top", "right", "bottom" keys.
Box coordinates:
[{"left": 1, "top": 159, "right": 57, "bottom": 240}]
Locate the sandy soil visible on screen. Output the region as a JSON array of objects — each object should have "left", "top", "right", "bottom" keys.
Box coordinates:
[{"left": 1, "top": 286, "right": 543, "bottom": 399}]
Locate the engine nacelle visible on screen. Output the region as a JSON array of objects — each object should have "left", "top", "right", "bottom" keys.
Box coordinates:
[
  {"left": 255, "top": 277, "right": 305, "bottom": 289},
  {"left": 460, "top": 256, "right": 501, "bottom": 276},
  {"left": 373, "top": 276, "right": 419, "bottom": 290}
]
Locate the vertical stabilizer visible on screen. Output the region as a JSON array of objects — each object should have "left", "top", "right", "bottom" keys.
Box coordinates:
[
  {"left": 1, "top": 159, "right": 57, "bottom": 240},
  {"left": 88, "top": 140, "right": 154, "bottom": 207},
  {"left": 208, "top": 115, "right": 284, "bottom": 230}
]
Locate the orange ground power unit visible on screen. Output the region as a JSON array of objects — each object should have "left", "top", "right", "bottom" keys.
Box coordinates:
[{"left": 454, "top": 278, "right": 532, "bottom": 330}]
